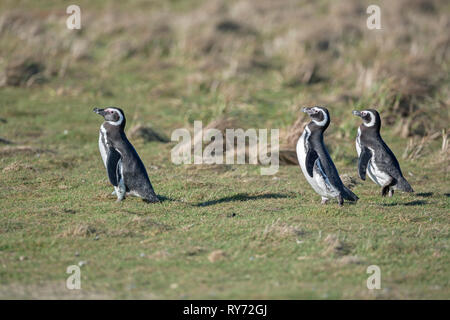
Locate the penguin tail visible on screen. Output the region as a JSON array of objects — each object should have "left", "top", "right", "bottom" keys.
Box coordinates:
[
  {"left": 143, "top": 195, "right": 160, "bottom": 203},
  {"left": 141, "top": 189, "right": 160, "bottom": 203},
  {"left": 342, "top": 186, "right": 359, "bottom": 202},
  {"left": 396, "top": 177, "right": 414, "bottom": 193}
]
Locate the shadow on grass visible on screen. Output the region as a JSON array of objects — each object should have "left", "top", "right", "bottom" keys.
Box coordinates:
[
  {"left": 195, "top": 192, "right": 292, "bottom": 207},
  {"left": 380, "top": 200, "right": 428, "bottom": 207},
  {"left": 416, "top": 192, "right": 433, "bottom": 197}
]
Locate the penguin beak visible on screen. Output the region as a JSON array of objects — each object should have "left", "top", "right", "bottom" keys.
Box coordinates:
[
  {"left": 93, "top": 108, "right": 105, "bottom": 116},
  {"left": 302, "top": 107, "right": 314, "bottom": 115},
  {"left": 352, "top": 110, "right": 362, "bottom": 117}
]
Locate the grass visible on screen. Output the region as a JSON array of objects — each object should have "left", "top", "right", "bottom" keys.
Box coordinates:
[{"left": 0, "top": 0, "right": 449, "bottom": 299}]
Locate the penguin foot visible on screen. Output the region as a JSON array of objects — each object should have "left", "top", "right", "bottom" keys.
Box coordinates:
[
  {"left": 321, "top": 197, "right": 329, "bottom": 205},
  {"left": 114, "top": 186, "right": 126, "bottom": 202},
  {"left": 337, "top": 195, "right": 344, "bottom": 206},
  {"left": 382, "top": 178, "right": 395, "bottom": 197},
  {"left": 116, "top": 193, "right": 125, "bottom": 202}
]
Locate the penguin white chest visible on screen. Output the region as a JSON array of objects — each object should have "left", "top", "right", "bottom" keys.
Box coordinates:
[
  {"left": 356, "top": 127, "right": 362, "bottom": 155},
  {"left": 99, "top": 125, "right": 108, "bottom": 168},
  {"left": 296, "top": 130, "right": 339, "bottom": 198}
]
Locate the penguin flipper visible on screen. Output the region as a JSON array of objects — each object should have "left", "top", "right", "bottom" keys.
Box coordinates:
[
  {"left": 305, "top": 147, "right": 318, "bottom": 178},
  {"left": 358, "top": 147, "right": 371, "bottom": 180},
  {"left": 106, "top": 147, "right": 121, "bottom": 186}
]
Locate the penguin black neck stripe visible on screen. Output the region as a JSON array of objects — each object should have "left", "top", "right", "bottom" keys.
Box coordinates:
[
  {"left": 106, "top": 108, "right": 124, "bottom": 126},
  {"left": 352, "top": 109, "right": 380, "bottom": 131},
  {"left": 304, "top": 106, "right": 330, "bottom": 131},
  {"left": 296, "top": 106, "right": 358, "bottom": 206},
  {"left": 97, "top": 107, "right": 126, "bottom": 128},
  {"left": 93, "top": 107, "right": 159, "bottom": 203},
  {"left": 353, "top": 109, "right": 413, "bottom": 197}
]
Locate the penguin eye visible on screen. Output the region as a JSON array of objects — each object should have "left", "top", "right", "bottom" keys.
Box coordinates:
[{"left": 361, "top": 112, "right": 366, "bottom": 116}]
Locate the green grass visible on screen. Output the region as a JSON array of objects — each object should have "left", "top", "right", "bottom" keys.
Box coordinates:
[
  {"left": 0, "top": 0, "right": 449, "bottom": 299},
  {"left": 0, "top": 85, "right": 448, "bottom": 299}
]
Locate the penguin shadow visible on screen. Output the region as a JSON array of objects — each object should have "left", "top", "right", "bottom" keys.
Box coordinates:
[
  {"left": 154, "top": 195, "right": 177, "bottom": 203},
  {"left": 416, "top": 192, "right": 433, "bottom": 198},
  {"left": 195, "top": 192, "right": 291, "bottom": 207},
  {"left": 380, "top": 200, "right": 428, "bottom": 207}
]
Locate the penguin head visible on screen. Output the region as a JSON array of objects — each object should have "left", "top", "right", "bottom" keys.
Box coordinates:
[
  {"left": 352, "top": 109, "right": 380, "bottom": 129},
  {"left": 302, "top": 106, "right": 330, "bottom": 130},
  {"left": 93, "top": 107, "right": 126, "bottom": 127}
]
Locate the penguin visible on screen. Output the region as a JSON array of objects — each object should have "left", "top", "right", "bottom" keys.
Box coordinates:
[
  {"left": 352, "top": 109, "right": 413, "bottom": 197},
  {"left": 93, "top": 107, "right": 159, "bottom": 203},
  {"left": 296, "top": 106, "right": 359, "bottom": 206}
]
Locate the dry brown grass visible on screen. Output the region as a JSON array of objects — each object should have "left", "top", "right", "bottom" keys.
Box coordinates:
[
  {"left": 322, "top": 234, "right": 351, "bottom": 257},
  {"left": 208, "top": 249, "right": 226, "bottom": 263},
  {"left": 2, "top": 161, "right": 34, "bottom": 172},
  {"left": 0, "top": 0, "right": 448, "bottom": 136},
  {"left": 0, "top": 56, "right": 46, "bottom": 87}
]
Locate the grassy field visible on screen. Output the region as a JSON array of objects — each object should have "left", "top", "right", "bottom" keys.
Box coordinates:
[{"left": 0, "top": 0, "right": 449, "bottom": 299}]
